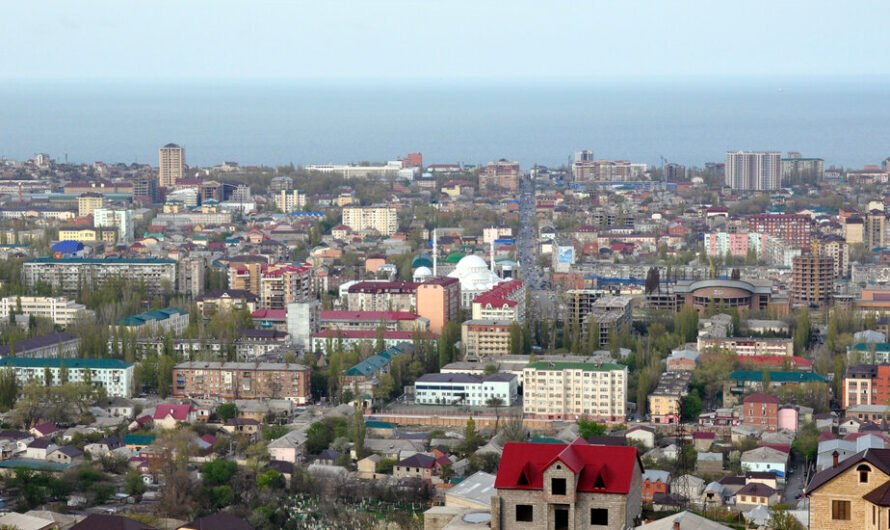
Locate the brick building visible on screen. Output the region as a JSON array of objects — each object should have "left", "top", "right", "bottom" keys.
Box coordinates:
[
  {"left": 742, "top": 392, "right": 780, "bottom": 432},
  {"left": 172, "top": 361, "right": 311, "bottom": 404},
  {"left": 491, "top": 441, "right": 642, "bottom": 530}
]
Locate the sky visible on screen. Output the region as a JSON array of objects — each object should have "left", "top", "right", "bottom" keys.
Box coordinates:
[{"left": 3, "top": 0, "right": 889, "bottom": 82}]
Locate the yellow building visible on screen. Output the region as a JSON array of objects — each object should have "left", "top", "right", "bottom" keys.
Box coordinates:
[
  {"left": 342, "top": 206, "right": 398, "bottom": 236},
  {"left": 77, "top": 193, "right": 105, "bottom": 217},
  {"left": 159, "top": 143, "right": 185, "bottom": 188},
  {"left": 58, "top": 227, "right": 117, "bottom": 244}
]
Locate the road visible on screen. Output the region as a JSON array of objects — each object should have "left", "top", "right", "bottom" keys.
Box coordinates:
[{"left": 516, "top": 175, "right": 548, "bottom": 323}]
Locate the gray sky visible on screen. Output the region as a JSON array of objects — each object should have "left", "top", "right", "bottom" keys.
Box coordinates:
[{"left": 3, "top": 0, "right": 887, "bottom": 81}]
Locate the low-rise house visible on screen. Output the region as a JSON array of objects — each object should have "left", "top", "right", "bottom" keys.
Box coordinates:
[
  {"left": 316, "top": 449, "right": 342, "bottom": 466},
  {"left": 268, "top": 428, "right": 308, "bottom": 464},
  {"left": 625, "top": 426, "right": 656, "bottom": 449},
  {"left": 734, "top": 482, "right": 779, "bottom": 510},
  {"left": 25, "top": 439, "right": 57, "bottom": 460},
  {"left": 176, "top": 511, "right": 254, "bottom": 530},
  {"left": 99, "top": 397, "right": 136, "bottom": 419},
  {"left": 741, "top": 446, "right": 789, "bottom": 482},
  {"left": 223, "top": 418, "right": 261, "bottom": 435},
  {"left": 742, "top": 392, "right": 780, "bottom": 432},
  {"left": 445, "top": 471, "right": 496, "bottom": 510},
  {"left": 48, "top": 446, "right": 83, "bottom": 465},
  {"left": 692, "top": 432, "right": 716, "bottom": 452},
  {"left": 641, "top": 470, "right": 670, "bottom": 503},
  {"left": 30, "top": 423, "right": 60, "bottom": 440},
  {"left": 394, "top": 453, "right": 440, "bottom": 481},
  {"left": 70, "top": 513, "right": 155, "bottom": 530},
  {"left": 357, "top": 454, "right": 383, "bottom": 479},
  {"left": 806, "top": 448, "right": 890, "bottom": 530},
  {"left": 124, "top": 434, "right": 156, "bottom": 453},
  {"left": 85, "top": 437, "right": 126, "bottom": 458},
  {"left": 635, "top": 511, "right": 733, "bottom": 530},
  {"left": 701, "top": 482, "right": 725, "bottom": 507},
  {"left": 0, "top": 512, "right": 60, "bottom": 530},
  {"left": 670, "top": 474, "right": 706, "bottom": 503},
  {"left": 696, "top": 452, "right": 723, "bottom": 475},
  {"left": 153, "top": 404, "right": 195, "bottom": 429}
]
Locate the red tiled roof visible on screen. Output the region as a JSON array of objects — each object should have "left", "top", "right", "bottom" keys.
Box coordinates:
[
  {"left": 494, "top": 441, "right": 641, "bottom": 494},
  {"left": 154, "top": 404, "right": 192, "bottom": 421},
  {"left": 743, "top": 392, "right": 780, "bottom": 404},
  {"left": 472, "top": 280, "right": 524, "bottom": 308},
  {"left": 251, "top": 309, "right": 287, "bottom": 320},
  {"left": 320, "top": 310, "right": 421, "bottom": 322}
]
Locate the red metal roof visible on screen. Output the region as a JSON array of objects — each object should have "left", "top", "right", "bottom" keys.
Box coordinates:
[
  {"left": 494, "top": 441, "right": 640, "bottom": 494},
  {"left": 743, "top": 392, "right": 780, "bottom": 404},
  {"left": 251, "top": 309, "right": 287, "bottom": 320},
  {"left": 472, "top": 280, "right": 524, "bottom": 308},
  {"left": 153, "top": 404, "right": 192, "bottom": 421},
  {"left": 319, "top": 310, "right": 421, "bottom": 322},
  {"left": 738, "top": 355, "right": 813, "bottom": 369},
  {"left": 313, "top": 329, "right": 437, "bottom": 340}
]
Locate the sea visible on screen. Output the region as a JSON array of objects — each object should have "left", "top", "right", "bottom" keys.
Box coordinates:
[{"left": 1, "top": 78, "right": 889, "bottom": 169}]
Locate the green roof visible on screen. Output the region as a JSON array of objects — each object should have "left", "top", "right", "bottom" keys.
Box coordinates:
[
  {"left": 526, "top": 361, "right": 626, "bottom": 372},
  {"left": 530, "top": 436, "right": 565, "bottom": 444},
  {"left": 124, "top": 434, "right": 156, "bottom": 445},
  {"left": 444, "top": 252, "right": 465, "bottom": 264},
  {"left": 850, "top": 342, "right": 890, "bottom": 353},
  {"left": 365, "top": 420, "right": 395, "bottom": 430},
  {"left": 729, "top": 370, "right": 828, "bottom": 383},
  {"left": 0, "top": 358, "right": 132, "bottom": 369},
  {"left": 0, "top": 459, "right": 70, "bottom": 472}
]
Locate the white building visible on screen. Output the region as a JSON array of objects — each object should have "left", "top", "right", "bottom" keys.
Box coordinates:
[
  {"left": 0, "top": 358, "right": 134, "bottom": 398},
  {"left": 93, "top": 208, "right": 135, "bottom": 243},
  {"left": 448, "top": 255, "right": 505, "bottom": 309},
  {"left": 522, "top": 361, "right": 627, "bottom": 422},
  {"left": 413, "top": 373, "right": 518, "bottom": 406},
  {"left": 23, "top": 257, "right": 177, "bottom": 296},
  {"left": 0, "top": 296, "right": 94, "bottom": 326},
  {"left": 470, "top": 280, "right": 526, "bottom": 322},
  {"left": 287, "top": 299, "right": 319, "bottom": 351},
  {"left": 116, "top": 307, "right": 190, "bottom": 336},
  {"left": 274, "top": 190, "right": 306, "bottom": 213},
  {"left": 725, "top": 151, "right": 781, "bottom": 191}
]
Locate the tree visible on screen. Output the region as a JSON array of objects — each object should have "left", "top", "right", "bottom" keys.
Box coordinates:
[
  {"left": 769, "top": 506, "right": 806, "bottom": 530},
  {"left": 216, "top": 403, "right": 238, "bottom": 422},
  {"left": 682, "top": 391, "right": 703, "bottom": 421},
  {"left": 487, "top": 397, "right": 505, "bottom": 433},
  {"left": 644, "top": 267, "right": 660, "bottom": 294},
  {"left": 158, "top": 354, "right": 175, "bottom": 398},
  {"left": 499, "top": 415, "right": 528, "bottom": 443},
  {"left": 577, "top": 419, "right": 607, "bottom": 439},
  {"left": 0, "top": 369, "right": 19, "bottom": 411},
  {"left": 793, "top": 307, "right": 811, "bottom": 355},
  {"left": 352, "top": 405, "right": 366, "bottom": 459},
  {"left": 125, "top": 470, "right": 146, "bottom": 496}
]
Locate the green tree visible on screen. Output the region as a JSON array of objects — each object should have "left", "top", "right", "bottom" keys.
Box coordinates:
[
  {"left": 201, "top": 459, "right": 238, "bottom": 486},
  {"left": 682, "top": 391, "right": 703, "bottom": 421},
  {"left": 577, "top": 419, "right": 607, "bottom": 439},
  {"left": 216, "top": 403, "right": 238, "bottom": 422},
  {"left": 0, "top": 369, "right": 19, "bottom": 411}
]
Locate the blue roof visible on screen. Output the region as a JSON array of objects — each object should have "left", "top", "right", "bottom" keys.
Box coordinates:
[
  {"left": 116, "top": 306, "right": 188, "bottom": 326},
  {"left": 344, "top": 344, "right": 411, "bottom": 377},
  {"left": 51, "top": 240, "right": 84, "bottom": 254},
  {"left": 0, "top": 458, "right": 70, "bottom": 472}
]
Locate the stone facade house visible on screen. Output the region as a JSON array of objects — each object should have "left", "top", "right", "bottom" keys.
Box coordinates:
[
  {"left": 491, "top": 439, "right": 642, "bottom": 530},
  {"left": 806, "top": 448, "right": 890, "bottom": 530}
]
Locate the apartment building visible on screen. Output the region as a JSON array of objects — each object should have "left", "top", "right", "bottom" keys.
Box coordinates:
[
  {"left": 843, "top": 364, "right": 890, "bottom": 408},
  {"left": 0, "top": 358, "right": 134, "bottom": 398},
  {"left": 159, "top": 143, "right": 185, "bottom": 188},
  {"left": 346, "top": 281, "right": 418, "bottom": 312},
  {"left": 745, "top": 214, "right": 812, "bottom": 248},
  {"left": 462, "top": 320, "right": 513, "bottom": 359},
  {"left": 471, "top": 280, "right": 526, "bottom": 322},
  {"left": 58, "top": 227, "right": 118, "bottom": 244},
  {"left": 522, "top": 361, "right": 628, "bottom": 422},
  {"left": 415, "top": 277, "right": 461, "bottom": 334},
  {"left": 413, "top": 373, "right": 518, "bottom": 406},
  {"left": 791, "top": 254, "right": 836, "bottom": 307},
  {"left": 195, "top": 289, "right": 258, "bottom": 316},
  {"left": 0, "top": 332, "right": 79, "bottom": 358},
  {"left": 23, "top": 257, "right": 177, "bottom": 296},
  {"left": 742, "top": 392, "right": 780, "bottom": 432},
  {"left": 274, "top": 189, "right": 306, "bottom": 213},
  {"left": 725, "top": 151, "right": 781, "bottom": 191},
  {"left": 77, "top": 193, "right": 105, "bottom": 217},
  {"left": 648, "top": 371, "right": 692, "bottom": 424},
  {"left": 584, "top": 296, "right": 633, "bottom": 349},
  {"left": 492, "top": 442, "right": 642, "bottom": 530},
  {"left": 341, "top": 206, "right": 398, "bottom": 236},
  {"left": 697, "top": 336, "right": 793, "bottom": 357},
  {"left": 258, "top": 264, "right": 312, "bottom": 309},
  {"left": 116, "top": 307, "right": 190, "bottom": 336},
  {"left": 0, "top": 296, "right": 94, "bottom": 326},
  {"left": 172, "top": 361, "right": 311, "bottom": 403},
  {"left": 318, "top": 310, "right": 429, "bottom": 332},
  {"left": 479, "top": 160, "right": 520, "bottom": 192},
  {"left": 93, "top": 208, "right": 135, "bottom": 243},
  {"left": 177, "top": 256, "right": 205, "bottom": 298},
  {"left": 311, "top": 329, "right": 435, "bottom": 353}
]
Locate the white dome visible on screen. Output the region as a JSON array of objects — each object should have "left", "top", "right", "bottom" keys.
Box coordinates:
[
  {"left": 448, "top": 254, "right": 502, "bottom": 291},
  {"left": 454, "top": 254, "right": 488, "bottom": 273},
  {"left": 413, "top": 266, "right": 433, "bottom": 282}
]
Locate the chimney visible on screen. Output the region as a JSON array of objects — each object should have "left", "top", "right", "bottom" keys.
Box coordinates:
[
  {"left": 673, "top": 519, "right": 680, "bottom": 530},
  {"left": 832, "top": 450, "right": 839, "bottom": 468}
]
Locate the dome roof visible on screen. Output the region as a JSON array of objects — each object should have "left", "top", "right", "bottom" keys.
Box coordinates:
[
  {"left": 454, "top": 254, "right": 488, "bottom": 273},
  {"left": 413, "top": 266, "right": 433, "bottom": 281},
  {"left": 412, "top": 255, "right": 433, "bottom": 269},
  {"left": 448, "top": 254, "right": 502, "bottom": 291}
]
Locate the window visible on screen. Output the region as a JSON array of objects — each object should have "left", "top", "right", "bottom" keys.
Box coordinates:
[
  {"left": 552, "top": 478, "right": 567, "bottom": 495},
  {"left": 832, "top": 500, "right": 851, "bottom": 520},
  {"left": 590, "top": 508, "right": 608, "bottom": 525},
  {"left": 859, "top": 464, "right": 872, "bottom": 483},
  {"left": 515, "top": 504, "right": 533, "bottom": 522}
]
